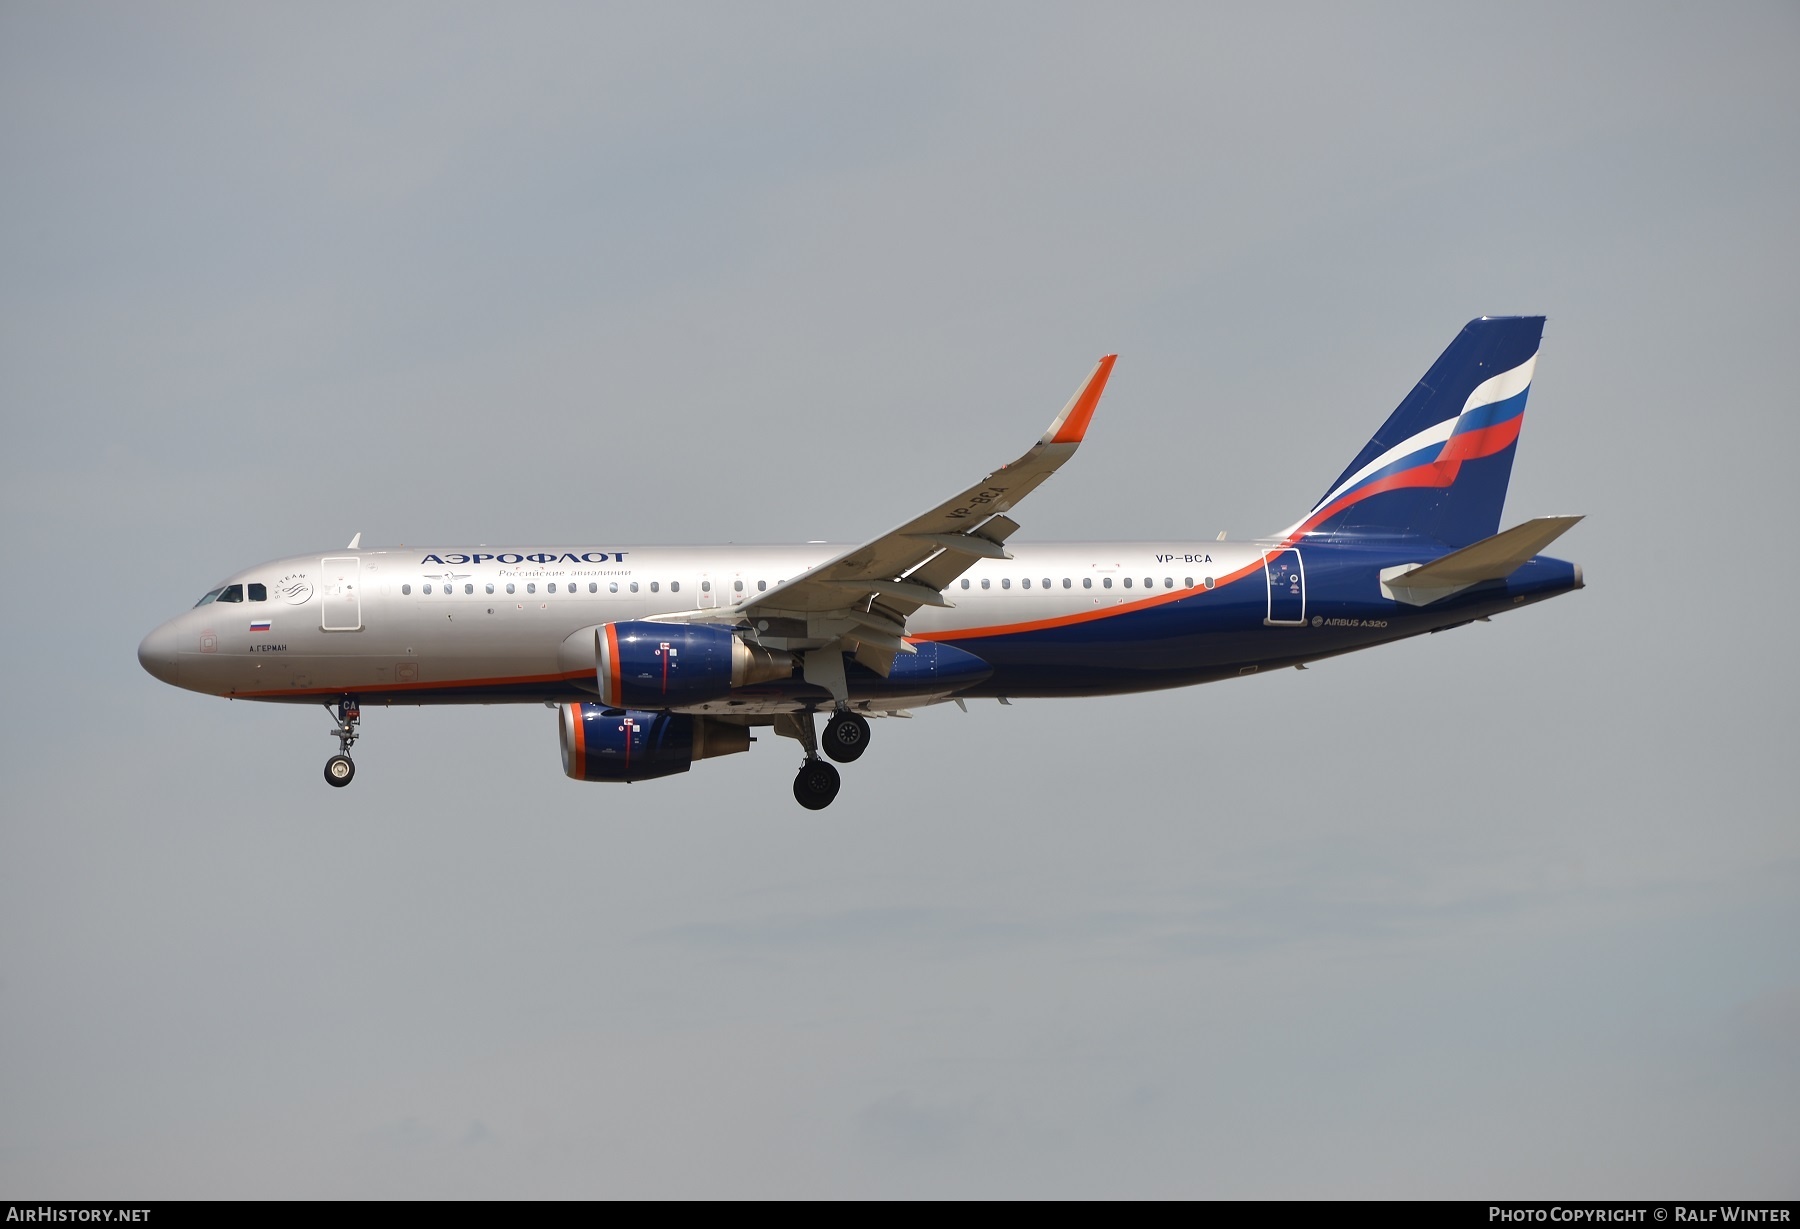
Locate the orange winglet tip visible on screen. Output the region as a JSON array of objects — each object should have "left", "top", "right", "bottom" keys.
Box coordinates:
[{"left": 1047, "top": 354, "right": 1117, "bottom": 445}]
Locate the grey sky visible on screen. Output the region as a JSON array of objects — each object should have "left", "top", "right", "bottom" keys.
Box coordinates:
[{"left": 2, "top": 2, "right": 1796, "bottom": 1198}]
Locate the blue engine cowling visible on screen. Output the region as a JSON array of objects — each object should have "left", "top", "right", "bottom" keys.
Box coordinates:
[
  {"left": 559, "top": 704, "right": 751, "bottom": 782},
  {"left": 596, "top": 622, "right": 793, "bottom": 709}
]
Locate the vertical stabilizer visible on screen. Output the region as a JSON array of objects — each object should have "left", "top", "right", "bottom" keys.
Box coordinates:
[{"left": 1287, "top": 316, "right": 1545, "bottom": 547}]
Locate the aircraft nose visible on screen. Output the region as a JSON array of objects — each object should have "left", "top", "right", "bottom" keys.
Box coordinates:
[{"left": 138, "top": 622, "right": 180, "bottom": 685}]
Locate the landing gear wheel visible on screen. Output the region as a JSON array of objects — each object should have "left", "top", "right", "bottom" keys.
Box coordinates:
[
  {"left": 323, "top": 696, "right": 362, "bottom": 788},
  {"left": 793, "top": 759, "right": 841, "bottom": 810},
  {"left": 822, "top": 711, "right": 870, "bottom": 764}
]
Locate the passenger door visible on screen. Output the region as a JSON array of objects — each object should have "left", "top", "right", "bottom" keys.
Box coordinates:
[
  {"left": 320, "top": 557, "right": 363, "bottom": 631},
  {"left": 1262, "top": 548, "right": 1306, "bottom": 626}
]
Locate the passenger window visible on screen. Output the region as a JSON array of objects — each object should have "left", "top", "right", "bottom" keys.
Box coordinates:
[
  {"left": 701, "top": 581, "right": 711, "bottom": 593},
  {"left": 1185, "top": 577, "right": 1193, "bottom": 588},
  {"left": 424, "top": 584, "right": 433, "bottom": 594},
  {"left": 461, "top": 583, "right": 471, "bottom": 594},
  {"left": 247, "top": 583, "right": 268, "bottom": 601},
  {"left": 1145, "top": 578, "right": 1154, "bottom": 589},
  {"left": 650, "top": 582, "right": 659, "bottom": 593},
  {"left": 630, "top": 582, "right": 639, "bottom": 593},
  {"left": 981, "top": 579, "right": 991, "bottom": 590},
  {"left": 757, "top": 580, "right": 767, "bottom": 591},
  {"left": 589, "top": 582, "right": 597, "bottom": 593},
  {"left": 549, "top": 583, "right": 558, "bottom": 593},
  {"left": 506, "top": 583, "right": 515, "bottom": 594},
  {"left": 1083, "top": 577, "right": 1092, "bottom": 589},
  {"left": 1042, "top": 578, "right": 1051, "bottom": 589},
  {"left": 402, "top": 584, "right": 412, "bottom": 595},
  {"left": 1062, "top": 578, "right": 1072, "bottom": 589},
  {"left": 1122, "top": 577, "right": 1132, "bottom": 588},
  {"left": 671, "top": 581, "right": 680, "bottom": 593},
  {"left": 733, "top": 580, "right": 743, "bottom": 593},
  {"left": 1102, "top": 578, "right": 1112, "bottom": 589},
  {"left": 961, "top": 578, "right": 970, "bottom": 589},
  {"left": 527, "top": 583, "right": 537, "bottom": 594},
  {"left": 1204, "top": 576, "right": 1215, "bottom": 589},
  {"left": 486, "top": 583, "right": 495, "bottom": 594},
  {"left": 1164, "top": 578, "right": 1173, "bottom": 588},
  {"left": 1020, "top": 578, "right": 1029, "bottom": 589},
  {"left": 1001, "top": 578, "right": 1011, "bottom": 589},
  {"left": 609, "top": 582, "right": 618, "bottom": 593}
]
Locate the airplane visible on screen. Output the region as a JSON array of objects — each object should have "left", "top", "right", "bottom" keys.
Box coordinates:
[{"left": 138, "top": 316, "right": 1583, "bottom": 810}]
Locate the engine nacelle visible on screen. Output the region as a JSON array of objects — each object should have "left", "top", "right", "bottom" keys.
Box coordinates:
[
  {"left": 559, "top": 704, "right": 751, "bottom": 782},
  {"left": 595, "top": 622, "right": 793, "bottom": 709}
]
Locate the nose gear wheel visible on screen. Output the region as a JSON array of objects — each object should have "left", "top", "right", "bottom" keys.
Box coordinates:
[{"left": 322, "top": 697, "right": 361, "bottom": 788}]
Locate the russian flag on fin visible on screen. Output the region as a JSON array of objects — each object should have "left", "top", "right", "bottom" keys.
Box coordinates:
[{"left": 1289, "top": 316, "right": 1545, "bottom": 548}]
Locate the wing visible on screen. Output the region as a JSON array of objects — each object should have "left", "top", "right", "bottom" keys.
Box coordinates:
[{"left": 674, "top": 355, "right": 1116, "bottom": 681}]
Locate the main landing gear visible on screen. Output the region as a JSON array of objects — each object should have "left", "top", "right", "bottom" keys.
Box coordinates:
[
  {"left": 821, "top": 711, "right": 870, "bottom": 763},
  {"left": 777, "top": 708, "right": 871, "bottom": 810},
  {"left": 323, "top": 696, "right": 360, "bottom": 788},
  {"left": 793, "top": 759, "right": 841, "bottom": 810}
]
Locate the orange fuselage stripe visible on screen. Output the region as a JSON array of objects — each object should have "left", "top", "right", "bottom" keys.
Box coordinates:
[
  {"left": 234, "top": 669, "right": 590, "bottom": 699},
  {"left": 912, "top": 556, "right": 1265, "bottom": 643}
]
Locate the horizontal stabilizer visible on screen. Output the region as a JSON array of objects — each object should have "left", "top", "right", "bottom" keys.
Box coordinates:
[{"left": 1381, "top": 515, "right": 1583, "bottom": 605}]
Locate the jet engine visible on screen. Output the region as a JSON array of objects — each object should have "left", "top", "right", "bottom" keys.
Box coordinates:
[
  {"left": 595, "top": 622, "right": 793, "bottom": 709},
  {"left": 559, "top": 704, "right": 751, "bottom": 782}
]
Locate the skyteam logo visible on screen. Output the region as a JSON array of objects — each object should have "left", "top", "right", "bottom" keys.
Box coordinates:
[
  {"left": 421, "top": 551, "right": 631, "bottom": 565},
  {"left": 277, "top": 573, "right": 313, "bottom": 603}
]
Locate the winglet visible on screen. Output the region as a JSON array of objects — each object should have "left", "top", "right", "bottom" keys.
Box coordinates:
[{"left": 1040, "top": 354, "right": 1117, "bottom": 446}]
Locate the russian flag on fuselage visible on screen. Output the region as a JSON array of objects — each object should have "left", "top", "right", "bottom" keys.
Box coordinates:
[{"left": 1293, "top": 316, "right": 1544, "bottom": 548}]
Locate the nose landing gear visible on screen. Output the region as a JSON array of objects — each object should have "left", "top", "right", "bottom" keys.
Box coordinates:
[
  {"left": 323, "top": 697, "right": 360, "bottom": 788},
  {"left": 324, "top": 754, "right": 355, "bottom": 786}
]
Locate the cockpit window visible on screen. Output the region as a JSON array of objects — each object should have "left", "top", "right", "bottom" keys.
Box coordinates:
[
  {"left": 247, "top": 583, "right": 267, "bottom": 602},
  {"left": 195, "top": 584, "right": 247, "bottom": 605}
]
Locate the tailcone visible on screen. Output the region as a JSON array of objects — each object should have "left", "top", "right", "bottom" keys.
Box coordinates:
[{"left": 1506, "top": 555, "right": 1583, "bottom": 603}]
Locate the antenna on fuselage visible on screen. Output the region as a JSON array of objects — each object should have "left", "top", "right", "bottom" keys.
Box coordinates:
[{"left": 347, "top": 532, "right": 362, "bottom": 550}]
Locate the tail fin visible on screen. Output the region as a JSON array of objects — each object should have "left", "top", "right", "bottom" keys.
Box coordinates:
[{"left": 1285, "top": 316, "right": 1545, "bottom": 547}]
